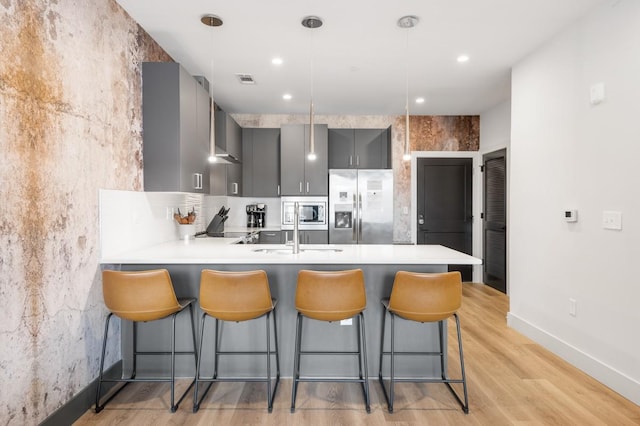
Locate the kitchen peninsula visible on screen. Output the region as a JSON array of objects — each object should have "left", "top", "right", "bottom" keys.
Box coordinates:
[{"left": 101, "top": 238, "right": 481, "bottom": 378}]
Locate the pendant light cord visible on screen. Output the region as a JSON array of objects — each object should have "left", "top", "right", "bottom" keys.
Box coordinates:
[
  {"left": 403, "top": 22, "right": 411, "bottom": 161},
  {"left": 308, "top": 20, "right": 316, "bottom": 159}
]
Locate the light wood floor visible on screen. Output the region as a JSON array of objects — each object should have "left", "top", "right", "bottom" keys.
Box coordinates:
[{"left": 75, "top": 283, "right": 640, "bottom": 425}]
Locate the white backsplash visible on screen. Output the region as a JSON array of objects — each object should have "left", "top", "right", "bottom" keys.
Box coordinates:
[
  {"left": 223, "top": 196, "right": 282, "bottom": 228},
  {"left": 99, "top": 190, "right": 281, "bottom": 258}
]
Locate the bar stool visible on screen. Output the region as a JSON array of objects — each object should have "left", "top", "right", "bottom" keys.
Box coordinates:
[
  {"left": 291, "top": 269, "right": 370, "bottom": 413},
  {"left": 378, "top": 271, "right": 469, "bottom": 413},
  {"left": 193, "top": 269, "right": 280, "bottom": 413},
  {"left": 95, "top": 269, "right": 197, "bottom": 413}
]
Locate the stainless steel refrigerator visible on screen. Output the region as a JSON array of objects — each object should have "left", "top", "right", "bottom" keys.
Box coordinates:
[{"left": 329, "top": 169, "right": 393, "bottom": 244}]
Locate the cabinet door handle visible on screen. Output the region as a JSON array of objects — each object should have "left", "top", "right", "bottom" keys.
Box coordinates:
[
  {"left": 356, "top": 155, "right": 360, "bottom": 167},
  {"left": 277, "top": 185, "right": 280, "bottom": 196},
  {"left": 299, "top": 182, "right": 303, "bottom": 193},
  {"left": 349, "top": 155, "right": 353, "bottom": 166},
  {"left": 232, "top": 182, "right": 238, "bottom": 194},
  {"left": 306, "top": 182, "right": 310, "bottom": 193},
  {"left": 193, "top": 173, "right": 203, "bottom": 190}
]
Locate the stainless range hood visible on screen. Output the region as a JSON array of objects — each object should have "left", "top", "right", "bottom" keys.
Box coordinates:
[
  {"left": 211, "top": 147, "right": 241, "bottom": 164},
  {"left": 209, "top": 106, "right": 242, "bottom": 165}
]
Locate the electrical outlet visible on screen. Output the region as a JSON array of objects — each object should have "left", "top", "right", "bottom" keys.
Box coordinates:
[
  {"left": 602, "top": 211, "right": 622, "bottom": 230},
  {"left": 340, "top": 319, "right": 352, "bottom": 326},
  {"left": 569, "top": 298, "right": 577, "bottom": 317},
  {"left": 166, "top": 207, "right": 175, "bottom": 220}
]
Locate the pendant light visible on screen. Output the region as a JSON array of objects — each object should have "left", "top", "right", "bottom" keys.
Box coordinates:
[
  {"left": 302, "top": 16, "right": 323, "bottom": 161},
  {"left": 201, "top": 14, "right": 223, "bottom": 164},
  {"left": 398, "top": 15, "right": 418, "bottom": 162}
]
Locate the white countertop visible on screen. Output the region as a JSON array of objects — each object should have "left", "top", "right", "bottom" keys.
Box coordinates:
[{"left": 100, "top": 237, "right": 482, "bottom": 265}]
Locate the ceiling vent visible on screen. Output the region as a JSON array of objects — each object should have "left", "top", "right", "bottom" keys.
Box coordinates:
[{"left": 236, "top": 74, "right": 255, "bottom": 85}]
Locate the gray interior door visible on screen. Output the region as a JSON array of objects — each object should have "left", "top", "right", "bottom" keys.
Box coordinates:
[
  {"left": 417, "top": 158, "right": 473, "bottom": 281},
  {"left": 483, "top": 149, "right": 507, "bottom": 293}
]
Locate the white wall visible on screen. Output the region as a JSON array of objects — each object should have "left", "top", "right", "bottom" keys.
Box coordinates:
[
  {"left": 508, "top": 0, "right": 640, "bottom": 404},
  {"left": 480, "top": 100, "right": 511, "bottom": 155}
]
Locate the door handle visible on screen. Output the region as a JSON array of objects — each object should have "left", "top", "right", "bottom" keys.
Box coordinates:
[
  {"left": 418, "top": 214, "right": 425, "bottom": 225},
  {"left": 358, "top": 192, "right": 363, "bottom": 241},
  {"left": 352, "top": 193, "right": 357, "bottom": 241}
]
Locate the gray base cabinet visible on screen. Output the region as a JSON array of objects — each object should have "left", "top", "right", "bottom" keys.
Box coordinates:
[
  {"left": 300, "top": 230, "right": 328, "bottom": 244},
  {"left": 281, "top": 230, "right": 328, "bottom": 244},
  {"left": 328, "top": 127, "right": 391, "bottom": 169},
  {"left": 118, "top": 262, "right": 447, "bottom": 377},
  {"left": 280, "top": 124, "right": 328, "bottom": 196},
  {"left": 243, "top": 128, "right": 281, "bottom": 197},
  {"left": 142, "top": 62, "right": 210, "bottom": 193},
  {"left": 258, "top": 230, "right": 282, "bottom": 244}
]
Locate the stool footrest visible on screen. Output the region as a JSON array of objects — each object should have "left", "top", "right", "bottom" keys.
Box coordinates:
[
  {"left": 295, "top": 377, "right": 367, "bottom": 383},
  {"left": 380, "top": 376, "right": 465, "bottom": 384},
  {"left": 380, "top": 350, "right": 443, "bottom": 356},
  {"left": 196, "top": 376, "right": 279, "bottom": 383},
  {"left": 214, "top": 350, "right": 275, "bottom": 355},
  {"left": 134, "top": 351, "right": 196, "bottom": 356}
]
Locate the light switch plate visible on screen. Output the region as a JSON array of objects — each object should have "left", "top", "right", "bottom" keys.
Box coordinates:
[
  {"left": 590, "top": 82, "right": 606, "bottom": 105},
  {"left": 602, "top": 211, "right": 622, "bottom": 230}
]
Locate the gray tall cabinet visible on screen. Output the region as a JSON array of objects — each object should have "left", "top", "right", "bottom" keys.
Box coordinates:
[
  {"left": 280, "top": 124, "right": 328, "bottom": 196},
  {"left": 242, "top": 128, "right": 281, "bottom": 197},
  {"left": 142, "top": 62, "right": 210, "bottom": 193}
]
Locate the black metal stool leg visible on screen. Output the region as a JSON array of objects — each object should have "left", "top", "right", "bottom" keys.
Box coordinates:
[
  {"left": 359, "top": 312, "right": 371, "bottom": 412},
  {"left": 95, "top": 313, "right": 112, "bottom": 413},
  {"left": 378, "top": 305, "right": 391, "bottom": 410},
  {"left": 170, "top": 312, "right": 177, "bottom": 412},
  {"left": 454, "top": 314, "right": 469, "bottom": 413},
  {"left": 389, "top": 312, "right": 395, "bottom": 412},
  {"left": 290, "top": 312, "right": 303, "bottom": 413},
  {"left": 265, "top": 312, "right": 273, "bottom": 412}
]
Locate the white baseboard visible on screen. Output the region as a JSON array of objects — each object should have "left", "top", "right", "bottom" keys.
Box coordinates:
[{"left": 507, "top": 312, "right": 640, "bottom": 406}]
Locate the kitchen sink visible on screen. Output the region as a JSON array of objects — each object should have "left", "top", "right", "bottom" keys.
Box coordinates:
[{"left": 252, "top": 248, "right": 343, "bottom": 254}]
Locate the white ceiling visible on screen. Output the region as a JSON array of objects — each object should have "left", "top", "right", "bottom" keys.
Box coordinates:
[{"left": 116, "top": 0, "right": 605, "bottom": 116}]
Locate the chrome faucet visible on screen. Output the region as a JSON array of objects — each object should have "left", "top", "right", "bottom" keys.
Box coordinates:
[{"left": 292, "top": 201, "right": 300, "bottom": 254}]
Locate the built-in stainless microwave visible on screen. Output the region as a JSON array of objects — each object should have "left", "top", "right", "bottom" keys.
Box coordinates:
[{"left": 281, "top": 197, "right": 328, "bottom": 230}]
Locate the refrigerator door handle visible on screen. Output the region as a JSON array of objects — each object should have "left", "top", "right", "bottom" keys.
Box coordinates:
[
  {"left": 352, "top": 193, "right": 358, "bottom": 241},
  {"left": 358, "top": 192, "right": 363, "bottom": 242}
]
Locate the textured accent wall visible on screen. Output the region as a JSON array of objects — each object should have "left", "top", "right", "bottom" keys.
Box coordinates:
[
  {"left": 233, "top": 114, "right": 479, "bottom": 242},
  {"left": 0, "top": 1, "right": 170, "bottom": 424}
]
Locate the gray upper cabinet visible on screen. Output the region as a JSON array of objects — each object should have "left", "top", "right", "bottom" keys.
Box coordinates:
[
  {"left": 210, "top": 110, "right": 242, "bottom": 196},
  {"left": 328, "top": 127, "right": 391, "bottom": 169},
  {"left": 280, "top": 124, "right": 328, "bottom": 196},
  {"left": 243, "top": 128, "right": 281, "bottom": 197},
  {"left": 142, "top": 62, "right": 210, "bottom": 193}
]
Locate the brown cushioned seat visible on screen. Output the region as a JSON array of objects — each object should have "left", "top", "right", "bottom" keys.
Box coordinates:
[
  {"left": 193, "top": 269, "right": 280, "bottom": 413},
  {"left": 96, "top": 269, "right": 197, "bottom": 414},
  {"left": 291, "top": 269, "right": 370, "bottom": 413},
  {"left": 378, "top": 271, "right": 469, "bottom": 414}
]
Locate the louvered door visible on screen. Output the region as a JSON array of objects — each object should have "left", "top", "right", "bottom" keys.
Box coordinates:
[{"left": 483, "top": 149, "right": 507, "bottom": 293}]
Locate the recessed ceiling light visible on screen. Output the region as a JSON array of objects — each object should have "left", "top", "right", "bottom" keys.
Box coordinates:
[
  {"left": 283, "top": 93, "right": 292, "bottom": 100},
  {"left": 457, "top": 55, "right": 470, "bottom": 63},
  {"left": 415, "top": 97, "right": 425, "bottom": 104},
  {"left": 272, "top": 57, "right": 283, "bottom": 65}
]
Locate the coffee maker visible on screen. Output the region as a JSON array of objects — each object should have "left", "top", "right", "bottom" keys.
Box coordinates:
[{"left": 246, "top": 203, "right": 266, "bottom": 228}]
